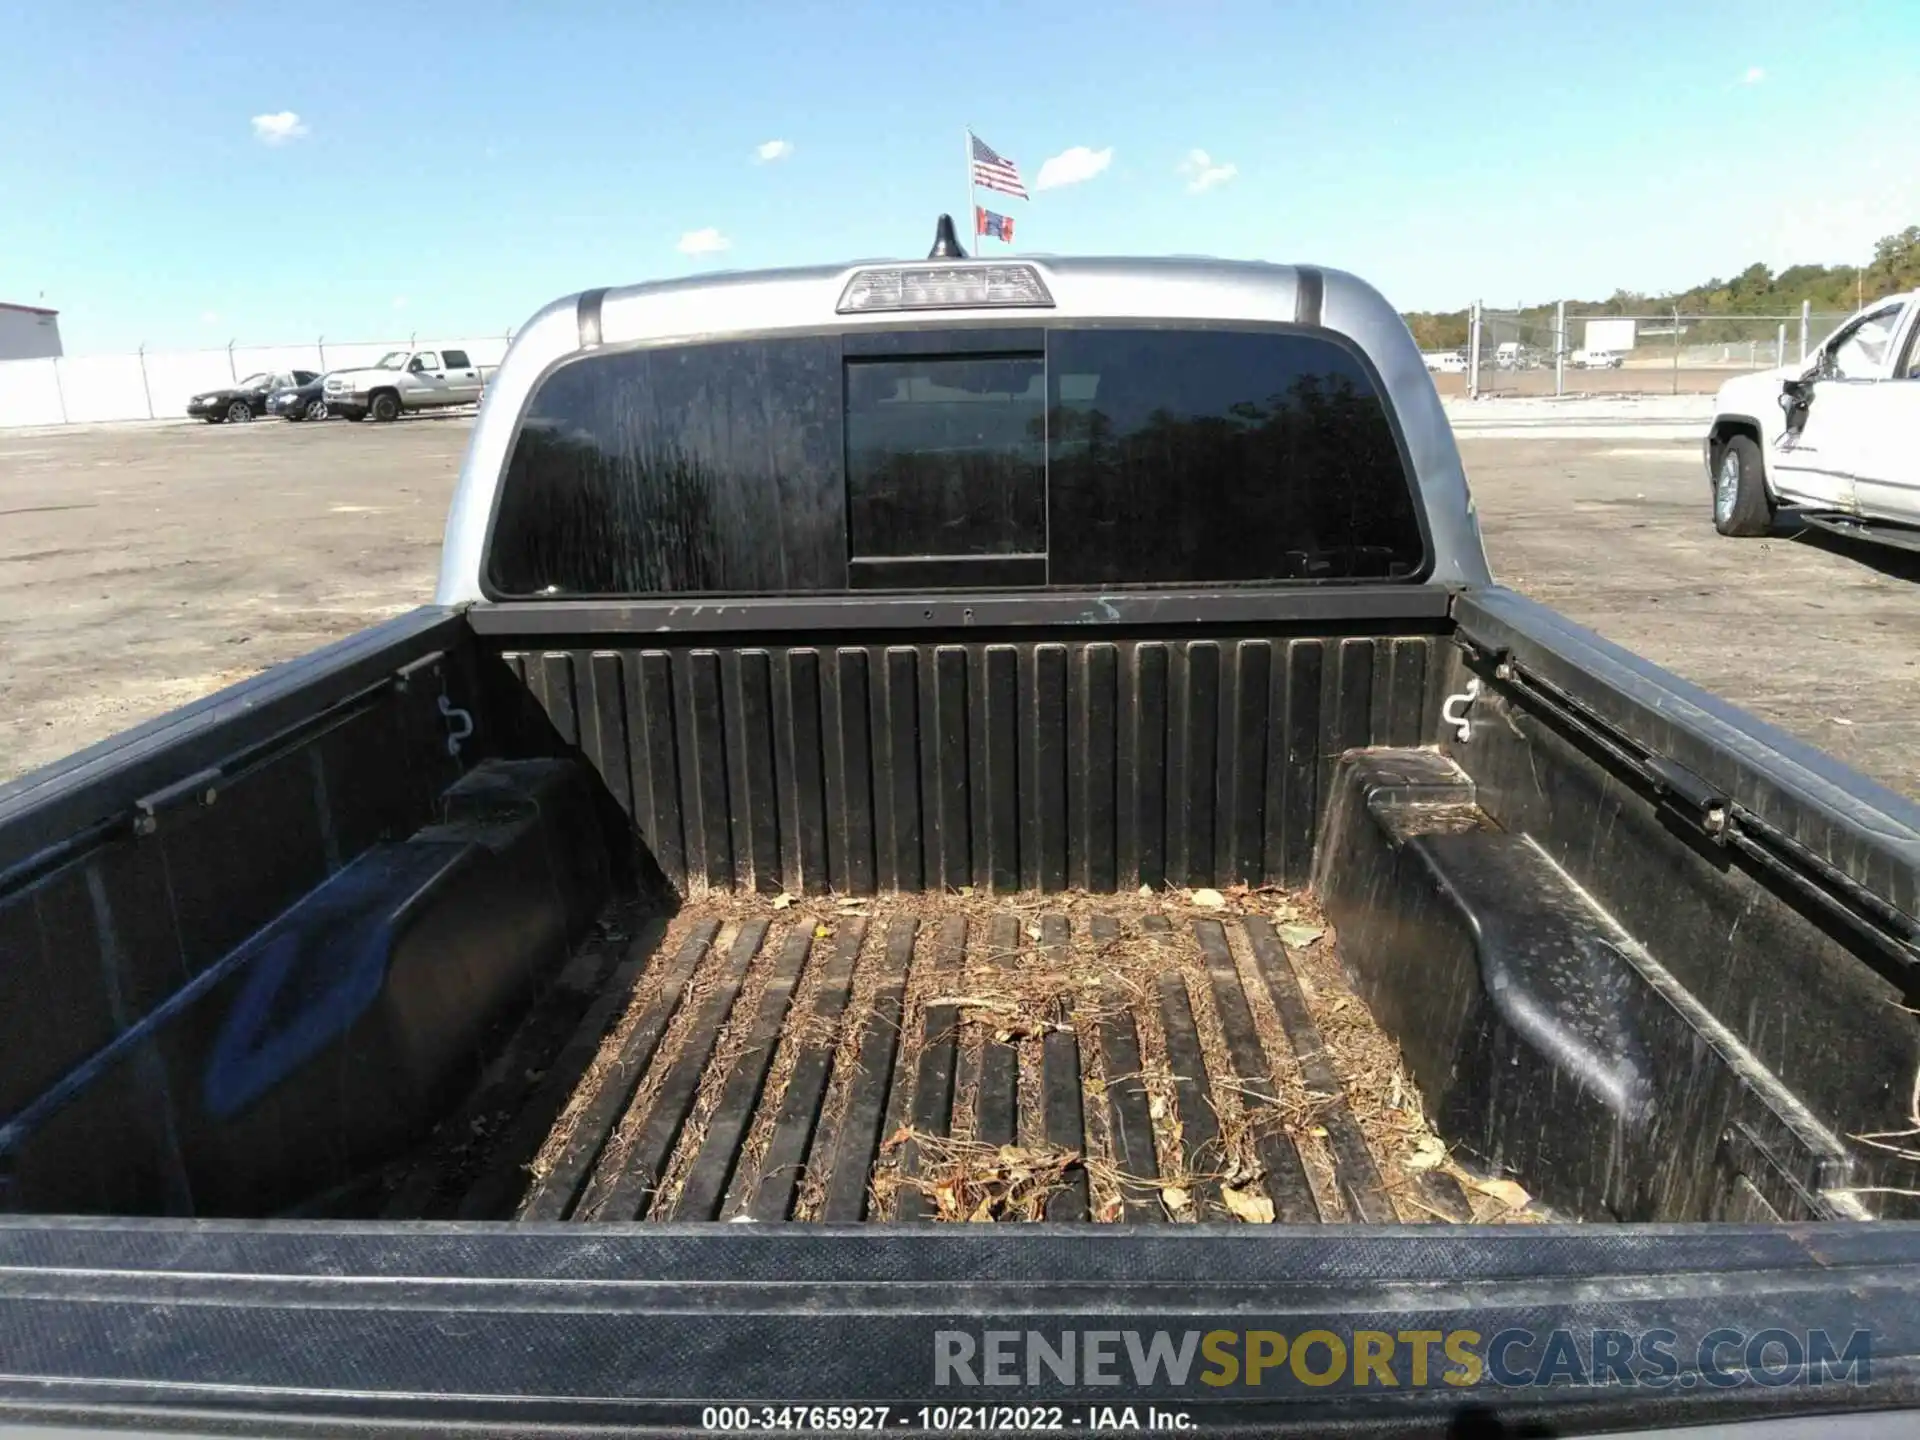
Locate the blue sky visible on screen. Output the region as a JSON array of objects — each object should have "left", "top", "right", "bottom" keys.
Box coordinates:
[{"left": 4, "top": 0, "right": 1918, "bottom": 353}]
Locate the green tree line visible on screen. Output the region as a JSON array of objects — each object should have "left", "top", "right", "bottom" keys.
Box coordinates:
[{"left": 1402, "top": 225, "right": 1920, "bottom": 351}]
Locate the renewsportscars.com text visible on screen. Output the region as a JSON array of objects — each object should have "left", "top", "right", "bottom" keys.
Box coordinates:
[{"left": 932, "top": 1328, "right": 1873, "bottom": 1391}]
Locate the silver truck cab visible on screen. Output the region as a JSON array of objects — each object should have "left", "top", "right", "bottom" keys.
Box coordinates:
[{"left": 437, "top": 232, "right": 1492, "bottom": 606}]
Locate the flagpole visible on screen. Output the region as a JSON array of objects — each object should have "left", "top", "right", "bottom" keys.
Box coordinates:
[{"left": 964, "top": 125, "right": 978, "bottom": 252}]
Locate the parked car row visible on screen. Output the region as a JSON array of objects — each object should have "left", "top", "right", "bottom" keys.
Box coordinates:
[
  {"left": 186, "top": 371, "right": 321, "bottom": 423},
  {"left": 184, "top": 348, "right": 497, "bottom": 424}
]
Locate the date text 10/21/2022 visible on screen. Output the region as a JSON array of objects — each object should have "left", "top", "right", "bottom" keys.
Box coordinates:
[
  {"left": 694, "top": 1330, "right": 1875, "bottom": 1433},
  {"left": 701, "top": 1407, "right": 1196, "bottom": 1432}
]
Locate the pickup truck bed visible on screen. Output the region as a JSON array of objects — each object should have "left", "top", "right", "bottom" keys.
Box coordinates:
[
  {"left": 9, "top": 599, "right": 1913, "bottom": 1239},
  {"left": 376, "top": 889, "right": 1499, "bottom": 1227}
]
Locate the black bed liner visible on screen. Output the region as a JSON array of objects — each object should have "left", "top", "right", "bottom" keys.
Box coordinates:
[{"left": 376, "top": 899, "right": 1491, "bottom": 1226}]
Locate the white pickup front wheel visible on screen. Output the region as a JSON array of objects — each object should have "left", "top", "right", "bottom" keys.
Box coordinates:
[{"left": 1712, "top": 436, "right": 1772, "bottom": 536}]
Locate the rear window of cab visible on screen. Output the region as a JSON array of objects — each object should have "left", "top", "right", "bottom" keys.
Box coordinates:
[{"left": 484, "top": 325, "right": 1428, "bottom": 597}]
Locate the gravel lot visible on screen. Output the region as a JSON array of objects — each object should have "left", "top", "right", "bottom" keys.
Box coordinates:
[{"left": 3, "top": 416, "right": 1917, "bottom": 799}]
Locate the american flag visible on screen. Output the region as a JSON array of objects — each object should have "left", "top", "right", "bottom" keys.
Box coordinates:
[
  {"left": 975, "top": 207, "right": 1014, "bottom": 243},
  {"left": 970, "top": 133, "right": 1029, "bottom": 200}
]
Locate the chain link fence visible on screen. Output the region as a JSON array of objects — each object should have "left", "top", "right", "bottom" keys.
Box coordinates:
[{"left": 1448, "top": 304, "right": 1855, "bottom": 398}]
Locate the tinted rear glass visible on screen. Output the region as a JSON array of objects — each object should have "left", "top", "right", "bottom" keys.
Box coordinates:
[
  {"left": 1047, "top": 329, "right": 1420, "bottom": 584},
  {"left": 486, "top": 325, "right": 1424, "bottom": 597},
  {"left": 487, "top": 338, "right": 845, "bottom": 596},
  {"left": 846, "top": 356, "right": 1046, "bottom": 559}
]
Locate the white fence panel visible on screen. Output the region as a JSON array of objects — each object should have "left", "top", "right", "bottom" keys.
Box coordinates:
[
  {"left": 231, "top": 344, "right": 328, "bottom": 378},
  {"left": 319, "top": 342, "right": 406, "bottom": 371},
  {"left": 55, "top": 354, "right": 153, "bottom": 423},
  {"left": 0, "top": 359, "right": 64, "bottom": 427}
]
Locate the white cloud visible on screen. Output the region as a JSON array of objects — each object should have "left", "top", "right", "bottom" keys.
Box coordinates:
[
  {"left": 755, "top": 139, "right": 794, "bottom": 163},
  {"left": 200, "top": 310, "right": 219, "bottom": 326},
  {"left": 1035, "top": 145, "right": 1113, "bottom": 191},
  {"left": 1742, "top": 65, "right": 1766, "bottom": 84},
  {"left": 392, "top": 296, "right": 409, "bottom": 311},
  {"left": 250, "top": 110, "right": 309, "bottom": 145},
  {"left": 677, "top": 227, "right": 732, "bottom": 256},
  {"left": 1179, "top": 148, "right": 1238, "bottom": 193}
]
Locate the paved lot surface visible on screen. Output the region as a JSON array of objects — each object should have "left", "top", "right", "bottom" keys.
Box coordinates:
[
  {"left": 1462, "top": 436, "right": 1920, "bottom": 800},
  {"left": 3, "top": 418, "right": 1917, "bottom": 800}
]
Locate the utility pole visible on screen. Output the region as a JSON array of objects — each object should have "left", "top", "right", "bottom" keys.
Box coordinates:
[
  {"left": 1468, "top": 301, "right": 1482, "bottom": 400},
  {"left": 1671, "top": 305, "right": 1681, "bottom": 396},
  {"left": 1554, "top": 299, "right": 1566, "bottom": 397}
]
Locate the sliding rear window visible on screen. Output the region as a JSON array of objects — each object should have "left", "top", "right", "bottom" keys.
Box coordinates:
[{"left": 485, "top": 325, "right": 1425, "bottom": 597}]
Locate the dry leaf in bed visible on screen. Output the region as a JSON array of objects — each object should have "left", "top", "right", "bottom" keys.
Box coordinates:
[
  {"left": 1026, "top": 924, "right": 1042, "bottom": 941},
  {"left": 1162, "top": 1185, "right": 1191, "bottom": 1209},
  {"left": 1473, "top": 1177, "right": 1531, "bottom": 1210},
  {"left": 1139, "top": 884, "right": 1155, "bottom": 897},
  {"left": 1190, "top": 888, "right": 1227, "bottom": 910},
  {"left": 813, "top": 924, "right": 831, "bottom": 939},
  {"left": 959, "top": 886, "right": 974, "bottom": 897},
  {"left": 1406, "top": 1134, "right": 1448, "bottom": 1171},
  {"left": 770, "top": 892, "right": 794, "bottom": 910},
  {"left": 1221, "top": 1184, "right": 1275, "bottom": 1224},
  {"left": 1277, "top": 922, "right": 1326, "bottom": 948}
]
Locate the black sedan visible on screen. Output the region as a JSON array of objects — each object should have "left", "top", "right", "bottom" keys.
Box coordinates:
[
  {"left": 186, "top": 371, "right": 318, "bottom": 423},
  {"left": 266, "top": 373, "right": 333, "bottom": 421}
]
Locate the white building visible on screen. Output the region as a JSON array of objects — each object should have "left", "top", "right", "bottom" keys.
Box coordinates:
[{"left": 0, "top": 303, "right": 63, "bottom": 361}]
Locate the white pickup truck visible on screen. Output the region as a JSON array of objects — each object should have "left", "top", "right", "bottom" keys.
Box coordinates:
[
  {"left": 323, "top": 347, "right": 497, "bottom": 423},
  {"left": 1707, "top": 291, "right": 1920, "bottom": 544}
]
